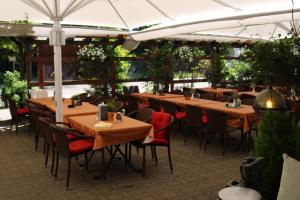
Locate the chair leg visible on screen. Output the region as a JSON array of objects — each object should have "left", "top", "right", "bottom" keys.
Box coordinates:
[
  {"left": 84, "top": 152, "right": 88, "bottom": 171},
  {"left": 128, "top": 143, "right": 132, "bottom": 164},
  {"left": 66, "top": 158, "right": 71, "bottom": 188},
  {"left": 167, "top": 145, "right": 173, "bottom": 173},
  {"left": 204, "top": 131, "right": 209, "bottom": 152},
  {"left": 54, "top": 152, "right": 59, "bottom": 178},
  {"left": 199, "top": 127, "right": 204, "bottom": 148},
  {"left": 102, "top": 148, "right": 106, "bottom": 180},
  {"left": 15, "top": 118, "right": 19, "bottom": 134},
  {"left": 43, "top": 138, "right": 47, "bottom": 155},
  {"left": 35, "top": 131, "right": 39, "bottom": 150},
  {"left": 184, "top": 126, "right": 189, "bottom": 143},
  {"left": 124, "top": 143, "right": 128, "bottom": 166},
  {"left": 51, "top": 147, "right": 55, "bottom": 175},
  {"left": 222, "top": 132, "right": 228, "bottom": 156},
  {"left": 10, "top": 118, "right": 14, "bottom": 131},
  {"left": 154, "top": 146, "right": 158, "bottom": 165},
  {"left": 150, "top": 146, "right": 155, "bottom": 160},
  {"left": 142, "top": 146, "right": 146, "bottom": 177},
  {"left": 45, "top": 144, "right": 50, "bottom": 167}
]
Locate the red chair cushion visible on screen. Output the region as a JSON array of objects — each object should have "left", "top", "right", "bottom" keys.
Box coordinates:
[
  {"left": 151, "top": 138, "right": 169, "bottom": 145},
  {"left": 17, "top": 107, "right": 29, "bottom": 115},
  {"left": 151, "top": 112, "right": 171, "bottom": 140},
  {"left": 69, "top": 139, "right": 94, "bottom": 155},
  {"left": 202, "top": 114, "right": 208, "bottom": 125},
  {"left": 175, "top": 111, "right": 186, "bottom": 120}
]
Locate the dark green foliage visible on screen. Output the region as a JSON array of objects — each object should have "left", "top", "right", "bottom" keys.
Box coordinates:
[
  {"left": 1, "top": 71, "right": 28, "bottom": 107},
  {"left": 253, "top": 110, "right": 297, "bottom": 200}
]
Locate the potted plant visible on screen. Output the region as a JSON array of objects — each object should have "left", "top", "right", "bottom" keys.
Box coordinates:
[
  {"left": 107, "top": 101, "right": 115, "bottom": 121},
  {"left": 71, "top": 94, "right": 81, "bottom": 106}
]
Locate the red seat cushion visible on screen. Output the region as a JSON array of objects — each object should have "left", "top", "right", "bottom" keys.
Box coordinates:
[
  {"left": 151, "top": 112, "right": 171, "bottom": 141},
  {"left": 175, "top": 111, "right": 186, "bottom": 120},
  {"left": 17, "top": 107, "right": 29, "bottom": 115},
  {"left": 69, "top": 139, "right": 94, "bottom": 155},
  {"left": 202, "top": 114, "right": 208, "bottom": 125}
]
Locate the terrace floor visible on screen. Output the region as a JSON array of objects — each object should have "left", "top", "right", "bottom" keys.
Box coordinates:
[{"left": 0, "top": 109, "right": 247, "bottom": 200}]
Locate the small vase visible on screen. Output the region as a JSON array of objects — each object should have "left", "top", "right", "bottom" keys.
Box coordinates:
[{"left": 107, "top": 112, "right": 114, "bottom": 121}]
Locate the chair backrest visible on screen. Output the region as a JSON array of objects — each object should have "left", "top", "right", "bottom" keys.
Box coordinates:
[
  {"left": 131, "top": 86, "right": 139, "bottom": 93},
  {"left": 240, "top": 93, "right": 256, "bottom": 100},
  {"left": 186, "top": 105, "right": 204, "bottom": 128},
  {"left": 125, "top": 95, "right": 139, "bottom": 115},
  {"left": 8, "top": 100, "right": 17, "bottom": 119},
  {"left": 161, "top": 101, "right": 177, "bottom": 117},
  {"left": 114, "top": 100, "right": 124, "bottom": 112},
  {"left": 183, "top": 87, "right": 191, "bottom": 97},
  {"left": 199, "top": 93, "right": 214, "bottom": 100},
  {"left": 214, "top": 95, "right": 231, "bottom": 102},
  {"left": 123, "top": 86, "right": 130, "bottom": 95},
  {"left": 148, "top": 98, "right": 161, "bottom": 112},
  {"left": 242, "top": 98, "right": 255, "bottom": 106},
  {"left": 87, "top": 94, "right": 101, "bottom": 105},
  {"left": 30, "top": 107, "right": 55, "bottom": 133},
  {"left": 170, "top": 89, "right": 182, "bottom": 95},
  {"left": 49, "top": 124, "right": 71, "bottom": 158},
  {"left": 151, "top": 112, "right": 174, "bottom": 141},
  {"left": 135, "top": 108, "right": 153, "bottom": 122},
  {"left": 37, "top": 117, "right": 55, "bottom": 145},
  {"left": 206, "top": 110, "right": 227, "bottom": 133}
]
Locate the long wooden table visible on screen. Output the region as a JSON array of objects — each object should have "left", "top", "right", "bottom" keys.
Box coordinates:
[
  {"left": 195, "top": 87, "right": 238, "bottom": 96},
  {"left": 68, "top": 114, "right": 153, "bottom": 150},
  {"left": 131, "top": 92, "right": 182, "bottom": 101},
  {"left": 162, "top": 97, "right": 256, "bottom": 133},
  {"left": 28, "top": 97, "right": 71, "bottom": 106},
  {"left": 46, "top": 102, "right": 97, "bottom": 123}
]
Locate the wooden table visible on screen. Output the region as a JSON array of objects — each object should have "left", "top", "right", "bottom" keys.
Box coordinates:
[
  {"left": 68, "top": 114, "right": 153, "bottom": 150},
  {"left": 239, "top": 91, "right": 259, "bottom": 97},
  {"left": 162, "top": 96, "right": 218, "bottom": 108},
  {"left": 131, "top": 92, "right": 182, "bottom": 101},
  {"left": 28, "top": 97, "right": 71, "bottom": 106},
  {"left": 195, "top": 87, "right": 238, "bottom": 96},
  {"left": 46, "top": 102, "right": 97, "bottom": 123}
]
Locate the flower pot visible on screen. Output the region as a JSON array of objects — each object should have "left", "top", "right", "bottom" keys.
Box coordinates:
[{"left": 107, "top": 112, "right": 115, "bottom": 121}]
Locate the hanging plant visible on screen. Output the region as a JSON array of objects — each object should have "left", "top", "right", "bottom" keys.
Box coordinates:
[
  {"left": 173, "top": 45, "right": 194, "bottom": 63},
  {"left": 76, "top": 43, "right": 107, "bottom": 62}
]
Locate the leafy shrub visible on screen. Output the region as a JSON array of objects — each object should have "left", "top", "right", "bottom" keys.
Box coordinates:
[
  {"left": 1, "top": 71, "right": 27, "bottom": 107},
  {"left": 253, "top": 110, "right": 297, "bottom": 200}
]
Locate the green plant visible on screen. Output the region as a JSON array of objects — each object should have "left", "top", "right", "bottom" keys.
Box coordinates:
[
  {"left": 107, "top": 101, "right": 115, "bottom": 112},
  {"left": 71, "top": 94, "right": 80, "bottom": 100},
  {"left": 253, "top": 110, "right": 297, "bottom": 200},
  {"left": 1, "top": 71, "right": 28, "bottom": 107}
]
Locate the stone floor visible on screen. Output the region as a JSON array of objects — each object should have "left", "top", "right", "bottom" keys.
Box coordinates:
[{"left": 0, "top": 116, "right": 248, "bottom": 200}]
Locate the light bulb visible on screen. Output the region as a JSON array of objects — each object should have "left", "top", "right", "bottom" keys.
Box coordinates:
[{"left": 266, "top": 100, "right": 273, "bottom": 108}]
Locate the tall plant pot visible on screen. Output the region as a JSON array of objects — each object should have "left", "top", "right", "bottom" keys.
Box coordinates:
[{"left": 107, "top": 112, "right": 114, "bottom": 121}]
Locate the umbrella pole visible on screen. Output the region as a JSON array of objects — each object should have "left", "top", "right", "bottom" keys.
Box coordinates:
[{"left": 53, "top": 19, "right": 63, "bottom": 123}]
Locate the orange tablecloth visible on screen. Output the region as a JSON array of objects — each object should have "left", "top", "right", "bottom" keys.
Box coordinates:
[
  {"left": 195, "top": 102, "right": 257, "bottom": 133},
  {"left": 68, "top": 115, "right": 154, "bottom": 150},
  {"left": 162, "top": 97, "right": 218, "bottom": 108},
  {"left": 28, "top": 98, "right": 71, "bottom": 106},
  {"left": 195, "top": 87, "right": 238, "bottom": 96},
  {"left": 239, "top": 91, "right": 259, "bottom": 97},
  {"left": 131, "top": 92, "right": 182, "bottom": 101},
  {"left": 46, "top": 102, "right": 97, "bottom": 123}
]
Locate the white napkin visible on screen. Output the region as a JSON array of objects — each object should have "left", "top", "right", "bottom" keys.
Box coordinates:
[{"left": 94, "top": 121, "right": 112, "bottom": 128}]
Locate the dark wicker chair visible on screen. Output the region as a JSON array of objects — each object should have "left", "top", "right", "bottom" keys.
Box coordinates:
[
  {"left": 240, "top": 93, "right": 256, "bottom": 100},
  {"left": 242, "top": 98, "right": 255, "bottom": 106},
  {"left": 8, "top": 100, "right": 29, "bottom": 134},
  {"left": 204, "top": 110, "right": 243, "bottom": 156},
  {"left": 50, "top": 123, "right": 95, "bottom": 188},
  {"left": 185, "top": 105, "right": 208, "bottom": 147},
  {"left": 214, "top": 95, "right": 231, "bottom": 102},
  {"left": 129, "top": 112, "right": 174, "bottom": 177},
  {"left": 113, "top": 100, "right": 124, "bottom": 112},
  {"left": 161, "top": 100, "right": 186, "bottom": 136},
  {"left": 199, "top": 93, "right": 214, "bottom": 100},
  {"left": 170, "top": 89, "right": 183, "bottom": 95},
  {"left": 125, "top": 95, "right": 139, "bottom": 115},
  {"left": 148, "top": 97, "right": 162, "bottom": 112}
]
